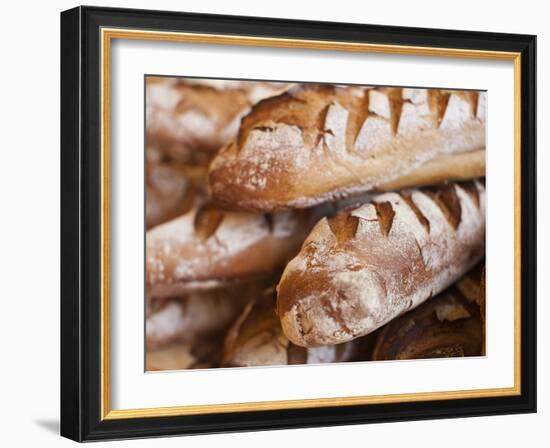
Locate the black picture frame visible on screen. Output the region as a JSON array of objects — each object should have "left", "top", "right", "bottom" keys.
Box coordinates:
[{"left": 61, "top": 5, "right": 536, "bottom": 442}]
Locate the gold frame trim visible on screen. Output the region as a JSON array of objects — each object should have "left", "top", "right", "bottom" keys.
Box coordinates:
[{"left": 100, "top": 28, "right": 522, "bottom": 421}]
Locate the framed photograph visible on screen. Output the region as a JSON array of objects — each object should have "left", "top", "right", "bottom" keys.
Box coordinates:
[{"left": 60, "top": 6, "right": 536, "bottom": 442}]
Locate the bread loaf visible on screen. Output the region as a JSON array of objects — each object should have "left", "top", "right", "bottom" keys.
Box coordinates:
[
  {"left": 222, "top": 289, "right": 373, "bottom": 367},
  {"left": 146, "top": 201, "right": 317, "bottom": 298},
  {"left": 209, "top": 84, "right": 486, "bottom": 211},
  {"left": 371, "top": 267, "right": 484, "bottom": 360},
  {"left": 277, "top": 181, "right": 485, "bottom": 347},
  {"left": 146, "top": 77, "right": 289, "bottom": 165}
]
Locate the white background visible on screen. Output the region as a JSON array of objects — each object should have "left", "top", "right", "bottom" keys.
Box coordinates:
[
  {"left": 111, "top": 39, "right": 515, "bottom": 409},
  {"left": 0, "top": 0, "right": 546, "bottom": 447}
]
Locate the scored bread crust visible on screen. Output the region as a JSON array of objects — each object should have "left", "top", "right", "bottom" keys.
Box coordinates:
[
  {"left": 146, "top": 77, "right": 289, "bottom": 165},
  {"left": 146, "top": 202, "right": 316, "bottom": 299},
  {"left": 208, "top": 84, "right": 486, "bottom": 211},
  {"left": 276, "top": 181, "right": 486, "bottom": 347}
]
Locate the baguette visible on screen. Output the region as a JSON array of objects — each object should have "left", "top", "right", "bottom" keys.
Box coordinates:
[
  {"left": 277, "top": 181, "right": 486, "bottom": 347},
  {"left": 146, "top": 77, "right": 289, "bottom": 165},
  {"left": 209, "top": 84, "right": 486, "bottom": 211},
  {"left": 146, "top": 202, "right": 316, "bottom": 298},
  {"left": 371, "top": 267, "right": 483, "bottom": 360},
  {"left": 221, "top": 289, "right": 373, "bottom": 367}
]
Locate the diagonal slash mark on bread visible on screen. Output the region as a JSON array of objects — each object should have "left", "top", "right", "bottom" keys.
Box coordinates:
[
  {"left": 208, "top": 84, "right": 486, "bottom": 212},
  {"left": 276, "top": 181, "right": 485, "bottom": 347}
]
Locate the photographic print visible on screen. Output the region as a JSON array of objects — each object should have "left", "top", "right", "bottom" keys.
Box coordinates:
[
  {"left": 61, "top": 7, "right": 535, "bottom": 440},
  {"left": 144, "top": 78, "right": 487, "bottom": 371}
]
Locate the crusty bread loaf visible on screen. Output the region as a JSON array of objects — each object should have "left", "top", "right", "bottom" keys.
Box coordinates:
[
  {"left": 146, "top": 201, "right": 317, "bottom": 298},
  {"left": 277, "top": 181, "right": 486, "bottom": 347},
  {"left": 146, "top": 77, "right": 289, "bottom": 165},
  {"left": 221, "top": 289, "right": 373, "bottom": 367},
  {"left": 371, "top": 267, "right": 484, "bottom": 360},
  {"left": 146, "top": 287, "right": 254, "bottom": 350},
  {"left": 208, "top": 84, "right": 486, "bottom": 211}
]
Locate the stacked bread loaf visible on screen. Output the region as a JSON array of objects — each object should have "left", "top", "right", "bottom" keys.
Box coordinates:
[{"left": 146, "top": 78, "right": 486, "bottom": 370}]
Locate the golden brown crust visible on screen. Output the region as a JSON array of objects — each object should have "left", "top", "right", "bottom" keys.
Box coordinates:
[
  {"left": 208, "top": 85, "right": 486, "bottom": 211},
  {"left": 371, "top": 272, "right": 483, "bottom": 360},
  {"left": 277, "top": 181, "right": 486, "bottom": 347},
  {"left": 221, "top": 289, "right": 374, "bottom": 367},
  {"left": 146, "top": 202, "right": 318, "bottom": 298},
  {"left": 146, "top": 77, "right": 289, "bottom": 165},
  {"left": 377, "top": 150, "right": 485, "bottom": 192}
]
